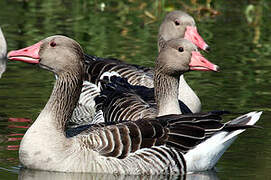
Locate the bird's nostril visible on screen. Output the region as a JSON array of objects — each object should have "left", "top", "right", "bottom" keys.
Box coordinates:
[{"left": 205, "top": 46, "right": 211, "bottom": 52}]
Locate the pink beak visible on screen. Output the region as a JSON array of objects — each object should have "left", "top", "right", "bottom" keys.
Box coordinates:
[
  {"left": 189, "top": 51, "right": 219, "bottom": 71},
  {"left": 7, "top": 42, "right": 42, "bottom": 64},
  {"left": 184, "top": 26, "right": 210, "bottom": 52}
]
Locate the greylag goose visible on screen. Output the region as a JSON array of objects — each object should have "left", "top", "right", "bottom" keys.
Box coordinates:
[
  {"left": 92, "top": 38, "right": 217, "bottom": 123},
  {"left": 0, "top": 27, "right": 7, "bottom": 78},
  {"left": 8, "top": 35, "right": 261, "bottom": 174}
]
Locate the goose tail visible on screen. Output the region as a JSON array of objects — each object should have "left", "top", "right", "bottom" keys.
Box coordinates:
[
  {"left": 184, "top": 111, "right": 262, "bottom": 172},
  {"left": 221, "top": 111, "right": 262, "bottom": 143}
]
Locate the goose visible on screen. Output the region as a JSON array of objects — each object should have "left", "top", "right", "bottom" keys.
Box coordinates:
[
  {"left": 71, "top": 10, "right": 210, "bottom": 125},
  {"left": 91, "top": 38, "right": 217, "bottom": 123},
  {"left": 0, "top": 27, "right": 7, "bottom": 78},
  {"left": 8, "top": 35, "right": 261, "bottom": 174}
]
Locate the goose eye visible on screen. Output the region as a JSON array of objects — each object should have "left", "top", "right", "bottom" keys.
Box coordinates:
[
  {"left": 174, "top": 20, "right": 180, "bottom": 26},
  {"left": 50, "top": 41, "right": 56, "bottom": 47},
  {"left": 178, "top": 47, "right": 184, "bottom": 52}
]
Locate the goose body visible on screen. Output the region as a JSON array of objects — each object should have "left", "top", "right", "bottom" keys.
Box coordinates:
[
  {"left": 0, "top": 27, "right": 7, "bottom": 78},
  {"left": 69, "top": 11, "right": 209, "bottom": 126},
  {"left": 8, "top": 35, "right": 261, "bottom": 174}
]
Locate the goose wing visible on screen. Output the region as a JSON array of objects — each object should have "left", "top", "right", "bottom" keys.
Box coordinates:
[
  {"left": 94, "top": 75, "right": 157, "bottom": 123},
  {"left": 67, "top": 55, "right": 154, "bottom": 127},
  {"left": 93, "top": 72, "right": 194, "bottom": 123},
  {"left": 73, "top": 111, "right": 238, "bottom": 159},
  {"left": 84, "top": 54, "right": 154, "bottom": 87}
]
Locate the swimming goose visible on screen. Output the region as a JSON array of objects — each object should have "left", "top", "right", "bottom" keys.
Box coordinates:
[
  {"left": 71, "top": 10, "right": 209, "bottom": 125},
  {"left": 8, "top": 35, "right": 261, "bottom": 174},
  {"left": 92, "top": 38, "right": 217, "bottom": 123},
  {"left": 0, "top": 27, "right": 7, "bottom": 78}
]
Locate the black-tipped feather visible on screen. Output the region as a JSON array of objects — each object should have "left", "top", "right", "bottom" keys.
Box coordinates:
[{"left": 78, "top": 111, "right": 258, "bottom": 159}]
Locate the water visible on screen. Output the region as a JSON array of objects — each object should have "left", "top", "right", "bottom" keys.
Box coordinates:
[{"left": 0, "top": 0, "right": 271, "bottom": 179}]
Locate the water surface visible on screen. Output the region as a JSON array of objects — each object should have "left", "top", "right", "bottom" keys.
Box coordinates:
[{"left": 0, "top": 0, "right": 271, "bottom": 179}]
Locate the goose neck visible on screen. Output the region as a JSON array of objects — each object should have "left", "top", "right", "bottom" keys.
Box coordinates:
[
  {"left": 42, "top": 70, "right": 83, "bottom": 131},
  {"left": 154, "top": 71, "right": 181, "bottom": 116}
]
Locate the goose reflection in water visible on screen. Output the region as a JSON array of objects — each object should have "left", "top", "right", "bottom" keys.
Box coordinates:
[
  {"left": 3, "top": 117, "right": 31, "bottom": 151},
  {"left": 18, "top": 168, "right": 219, "bottom": 180}
]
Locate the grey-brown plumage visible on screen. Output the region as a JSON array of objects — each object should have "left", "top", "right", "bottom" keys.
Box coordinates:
[{"left": 79, "top": 112, "right": 228, "bottom": 158}]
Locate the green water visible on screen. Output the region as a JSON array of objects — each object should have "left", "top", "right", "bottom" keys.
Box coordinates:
[{"left": 0, "top": 0, "right": 271, "bottom": 179}]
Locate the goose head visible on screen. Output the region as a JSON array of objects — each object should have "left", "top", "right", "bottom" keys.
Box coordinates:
[
  {"left": 156, "top": 38, "right": 218, "bottom": 77},
  {"left": 159, "top": 11, "right": 209, "bottom": 52},
  {"left": 7, "top": 35, "right": 84, "bottom": 75}
]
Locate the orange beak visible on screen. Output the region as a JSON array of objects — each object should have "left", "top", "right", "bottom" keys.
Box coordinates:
[
  {"left": 185, "top": 26, "right": 210, "bottom": 52},
  {"left": 7, "top": 42, "right": 42, "bottom": 64},
  {"left": 189, "top": 51, "right": 219, "bottom": 71}
]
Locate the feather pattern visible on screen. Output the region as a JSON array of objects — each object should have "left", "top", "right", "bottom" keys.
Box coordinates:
[
  {"left": 75, "top": 111, "right": 226, "bottom": 157},
  {"left": 94, "top": 78, "right": 157, "bottom": 122},
  {"left": 70, "top": 111, "right": 260, "bottom": 174},
  {"left": 84, "top": 55, "right": 154, "bottom": 88}
]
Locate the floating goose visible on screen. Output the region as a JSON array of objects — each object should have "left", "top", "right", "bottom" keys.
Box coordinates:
[
  {"left": 92, "top": 38, "right": 217, "bottom": 123},
  {"left": 0, "top": 27, "right": 7, "bottom": 78},
  {"left": 8, "top": 35, "right": 261, "bottom": 174}
]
